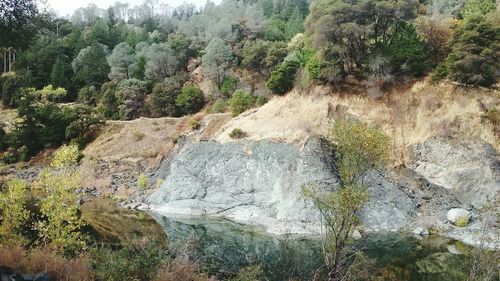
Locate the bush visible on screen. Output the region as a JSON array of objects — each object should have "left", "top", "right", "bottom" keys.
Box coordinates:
[
  {"left": 266, "top": 59, "right": 300, "bottom": 94},
  {"left": 305, "top": 55, "right": 322, "bottom": 80},
  {"left": 188, "top": 118, "right": 201, "bottom": 130},
  {"left": 228, "top": 90, "right": 255, "bottom": 117},
  {"left": 229, "top": 128, "right": 247, "bottom": 139},
  {"left": 211, "top": 99, "right": 226, "bottom": 113},
  {"left": 137, "top": 173, "right": 149, "bottom": 189},
  {"left": 255, "top": 95, "right": 268, "bottom": 107},
  {"left": 0, "top": 179, "right": 31, "bottom": 243},
  {"left": 220, "top": 75, "right": 239, "bottom": 97},
  {"left": 176, "top": 85, "right": 205, "bottom": 115},
  {"left": 116, "top": 79, "right": 148, "bottom": 120}
]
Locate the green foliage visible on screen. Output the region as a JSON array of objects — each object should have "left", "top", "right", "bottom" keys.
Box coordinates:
[
  {"left": 148, "top": 76, "right": 184, "bottom": 117},
  {"left": 72, "top": 43, "right": 110, "bottom": 88},
  {"left": 36, "top": 85, "right": 67, "bottom": 103},
  {"left": 211, "top": 99, "right": 227, "bottom": 113},
  {"left": 36, "top": 145, "right": 88, "bottom": 255},
  {"left": 1, "top": 73, "right": 24, "bottom": 108},
  {"left": 231, "top": 265, "right": 264, "bottom": 281},
  {"left": 305, "top": 0, "right": 419, "bottom": 77},
  {"left": 175, "top": 85, "right": 205, "bottom": 115},
  {"left": 305, "top": 55, "right": 322, "bottom": 80},
  {"left": 220, "top": 75, "right": 240, "bottom": 97},
  {"left": 461, "top": 0, "right": 496, "bottom": 19},
  {"left": 437, "top": 14, "right": 499, "bottom": 87},
  {"left": 99, "top": 81, "right": 119, "bottom": 119},
  {"left": 50, "top": 56, "right": 73, "bottom": 90},
  {"left": 228, "top": 90, "right": 255, "bottom": 116},
  {"left": 201, "top": 38, "right": 235, "bottom": 88},
  {"left": 0, "top": 179, "right": 31, "bottom": 243},
  {"left": 115, "top": 79, "right": 148, "bottom": 120},
  {"left": 383, "top": 23, "right": 428, "bottom": 75},
  {"left": 266, "top": 59, "right": 300, "bottom": 94},
  {"left": 329, "top": 119, "right": 390, "bottom": 186},
  {"left": 229, "top": 128, "right": 247, "bottom": 139},
  {"left": 303, "top": 184, "right": 369, "bottom": 280},
  {"left": 0, "top": 0, "right": 42, "bottom": 48},
  {"left": 90, "top": 239, "right": 170, "bottom": 281},
  {"left": 241, "top": 40, "right": 288, "bottom": 75},
  {"left": 255, "top": 95, "right": 268, "bottom": 107},
  {"left": 137, "top": 173, "right": 149, "bottom": 189}
]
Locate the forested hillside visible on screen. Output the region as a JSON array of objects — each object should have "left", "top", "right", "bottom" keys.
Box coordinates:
[{"left": 0, "top": 0, "right": 498, "bottom": 163}]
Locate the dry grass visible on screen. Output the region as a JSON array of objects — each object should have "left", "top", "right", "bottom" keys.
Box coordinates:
[
  {"left": 0, "top": 244, "right": 93, "bottom": 281},
  {"left": 154, "top": 257, "right": 216, "bottom": 281},
  {"left": 215, "top": 80, "right": 499, "bottom": 165}
]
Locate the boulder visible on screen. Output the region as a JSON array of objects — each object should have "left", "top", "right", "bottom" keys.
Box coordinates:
[{"left": 447, "top": 208, "right": 470, "bottom": 226}]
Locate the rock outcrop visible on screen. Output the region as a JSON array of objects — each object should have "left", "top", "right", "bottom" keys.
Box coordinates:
[
  {"left": 149, "top": 137, "right": 337, "bottom": 234},
  {"left": 410, "top": 138, "right": 500, "bottom": 208},
  {"left": 148, "top": 137, "right": 419, "bottom": 234}
]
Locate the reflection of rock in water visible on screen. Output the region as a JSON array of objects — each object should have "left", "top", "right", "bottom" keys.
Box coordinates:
[
  {"left": 81, "top": 198, "right": 167, "bottom": 245},
  {"left": 360, "top": 233, "right": 469, "bottom": 281},
  {"left": 150, "top": 214, "right": 323, "bottom": 281}
]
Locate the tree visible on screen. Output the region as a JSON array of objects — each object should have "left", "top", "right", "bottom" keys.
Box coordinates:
[
  {"left": 72, "top": 43, "right": 110, "bottom": 87},
  {"left": 228, "top": 89, "right": 255, "bottom": 116},
  {"left": 140, "top": 43, "right": 179, "bottom": 82},
  {"left": 437, "top": 14, "right": 499, "bottom": 87},
  {"left": 416, "top": 16, "right": 454, "bottom": 65},
  {"left": 266, "top": 58, "right": 300, "bottom": 94},
  {"left": 115, "top": 79, "right": 148, "bottom": 120},
  {"left": 201, "top": 38, "right": 235, "bottom": 88},
  {"left": 50, "top": 56, "right": 73, "bottom": 90},
  {"left": 305, "top": 0, "right": 419, "bottom": 75},
  {"left": 0, "top": 0, "right": 41, "bottom": 48},
  {"left": 175, "top": 85, "right": 205, "bottom": 115},
  {"left": 304, "top": 120, "right": 389, "bottom": 281},
  {"left": 108, "top": 42, "right": 135, "bottom": 80},
  {"left": 147, "top": 76, "right": 183, "bottom": 117}
]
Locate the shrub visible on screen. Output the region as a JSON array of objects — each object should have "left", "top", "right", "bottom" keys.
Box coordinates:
[
  {"left": 305, "top": 55, "right": 322, "bottom": 80},
  {"left": 0, "top": 179, "right": 31, "bottom": 243},
  {"left": 176, "top": 85, "right": 205, "bottom": 115},
  {"left": 255, "top": 95, "right": 268, "bottom": 107},
  {"left": 266, "top": 59, "right": 300, "bottom": 95},
  {"left": 229, "top": 128, "right": 247, "bottom": 139},
  {"left": 137, "top": 173, "right": 149, "bottom": 189},
  {"left": 329, "top": 119, "right": 390, "bottom": 186},
  {"left": 231, "top": 265, "right": 263, "bottom": 281},
  {"left": 228, "top": 90, "right": 255, "bottom": 117},
  {"left": 116, "top": 79, "right": 148, "bottom": 120},
  {"left": 36, "top": 146, "right": 88, "bottom": 255},
  {"left": 211, "top": 99, "right": 227, "bottom": 113},
  {"left": 188, "top": 118, "right": 201, "bottom": 130},
  {"left": 220, "top": 75, "right": 239, "bottom": 97}
]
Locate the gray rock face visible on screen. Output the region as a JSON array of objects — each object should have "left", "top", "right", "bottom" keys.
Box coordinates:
[
  {"left": 148, "top": 137, "right": 417, "bottom": 234},
  {"left": 149, "top": 138, "right": 337, "bottom": 234},
  {"left": 410, "top": 138, "right": 499, "bottom": 208}
]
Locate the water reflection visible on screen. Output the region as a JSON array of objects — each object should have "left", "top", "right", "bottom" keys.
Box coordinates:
[{"left": 80, "top": 199, "right": 475, "bottom": 281}]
